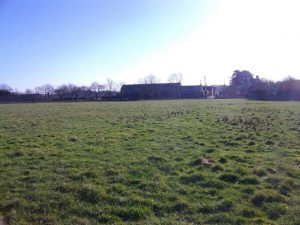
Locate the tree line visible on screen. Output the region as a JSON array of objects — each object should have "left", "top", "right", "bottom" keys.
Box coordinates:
[
  {"left": 0, "top": 79, "right": 122, "bottom": 102},
  {"left": 1, "top": 71, "right": 299, "bottom": 102},
  {"left": 227, "top": 70, "right": 300, "bottom": 101}
]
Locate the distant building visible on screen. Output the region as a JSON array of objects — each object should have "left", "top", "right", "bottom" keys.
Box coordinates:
[
  {"left": 121, "top": 83, "right": 219, "bottom": 100},
  {"left": 180, "top": 85, "right": 205, "bottom": 99},
  {"left": 121, "top": 83, "right": 181, "bottom": 100}
]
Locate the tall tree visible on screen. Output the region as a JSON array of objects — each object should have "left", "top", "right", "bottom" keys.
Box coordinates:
[
  {"left": 41, "top": 84, "right": 55, "bottom": 99},
  {"left": 0, "top": 83, "right": 12, "bottom": 92},
  {"left": 107, "top": 78, "right": 115, "bottom": 92},
  {"left": 138, "top": 74, "right": 160, "bottom": 84},
  {"left": 167, "top": 73, "right": 182, "bottom": 83},
  {"left": 229, "top": 70, "right": 255, "bottom": 97},
  {"left": 90, "top": 82, "right": 105, "bottom": 100},
  {"left": 55, "top": 85, "right": 69, "bottom": 100}
]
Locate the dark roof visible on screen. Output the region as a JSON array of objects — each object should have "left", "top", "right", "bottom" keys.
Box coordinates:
[{"left": 121, "top": 83, "right": 180, "bottom": 91}]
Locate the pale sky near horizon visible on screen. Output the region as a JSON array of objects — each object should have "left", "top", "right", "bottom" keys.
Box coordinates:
[{"left": 1, "top": 0, "right": 300, "bottom": 91}]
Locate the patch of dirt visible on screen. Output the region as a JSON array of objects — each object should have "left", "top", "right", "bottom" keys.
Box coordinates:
[{"left": 201, "top": 158, "right": 214, "bottom": 167}]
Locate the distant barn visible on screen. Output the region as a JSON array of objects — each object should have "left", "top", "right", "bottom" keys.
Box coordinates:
[
  {"left": 121, "top": 83, "right": 219, "bottom": 100},
  {"left": 121, "top": 83, "right": 181, "bottom": 100}
]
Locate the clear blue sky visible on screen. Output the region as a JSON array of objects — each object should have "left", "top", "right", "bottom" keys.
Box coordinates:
[
  {"left": 0, "top": 0, "right": 217, "bottom": 91},
  {"left": 1, "top": 0, "right": 300, "bottom": 91}
]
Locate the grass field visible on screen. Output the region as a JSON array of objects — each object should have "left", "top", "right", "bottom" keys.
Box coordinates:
[{"left": 0, "top": 100, "right": 300, "bottom": 225}]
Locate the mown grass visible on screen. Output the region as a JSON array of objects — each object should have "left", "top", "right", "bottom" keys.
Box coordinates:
[{"left": 0, "top": 99, "right": 300, "bottom": 225}]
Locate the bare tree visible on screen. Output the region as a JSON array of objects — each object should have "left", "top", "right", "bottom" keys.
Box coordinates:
[
  {"left": 67, "top": 84, "right": 81, "bottom": 101},
  {"left": 138, "top": 74, "right": 160, "bottom": 84},
  {"left": 115, "top": 81, "right": 125, "bottom": 92},
  {"left": 34, "top": 86, "right": 43, "bottom": 94},
  {"left": 90, "top": 82, "right": 105, "bottom": 100},
  {"left": 107, "top": 78, "right": 115, "bottom": 92},
  {"left": 25, "top": 89, "right": 33, "bottom": 94},
  {"left": 41, "top": 84, "right": 55, "bottom": 99},
  {"left": 0, "top": 83, "right": 13, "bottom": 92},
  {"left": 34, "top": 84, "right": 54, "bottom": 100},
  {"left": 55, "top": 85, "right": 69, "bottom": 100},
  {"left": 168, "top": 73, "right": 183, "bottom": 83}
]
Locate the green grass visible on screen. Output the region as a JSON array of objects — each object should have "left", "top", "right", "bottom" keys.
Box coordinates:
[{"left": 0, "top": 99, "right": 300, "bottom": 225}]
